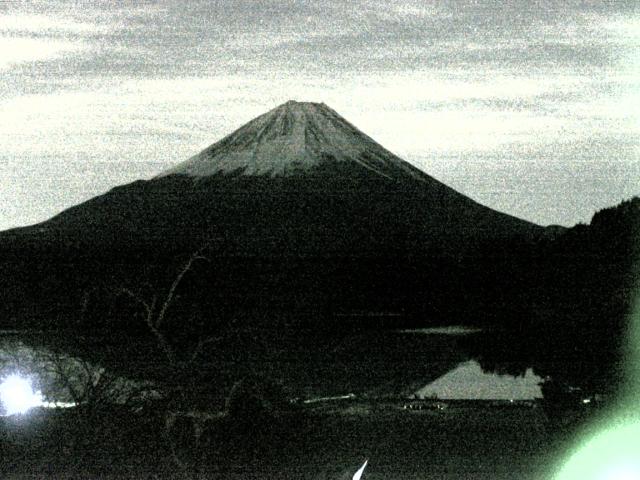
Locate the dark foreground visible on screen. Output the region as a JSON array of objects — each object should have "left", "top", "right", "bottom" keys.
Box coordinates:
[{"left": 0, "top": 401, "right": 570, "bottom": 480}]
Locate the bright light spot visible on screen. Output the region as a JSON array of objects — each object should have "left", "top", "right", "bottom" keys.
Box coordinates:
[
  {"left": 43, "top": 401, "right": 76, "bottom": 409},
  {"left": 602, "top": 464, "right": 640, "bottom": 480},
  {"left": 555, "top": 421, "right": 640, "bottom": 480},
  {"left": 0, "top": 374, "right": 44, "bottom": 415},
  {"left": 583, "top": 398, "right": 592, "bottom": 404},
  {"left": 353, "top": 459, "right": 368, "bottom": 480}
]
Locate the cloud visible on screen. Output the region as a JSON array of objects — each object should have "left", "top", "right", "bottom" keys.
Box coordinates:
[
  {"left": 0, "top": 37, "right": 84, "bottom": 70},
  {"left": 0, "top": 13, "right": 104, "bottom": 35},
  {"left": 2, "top": 66, "right": 636, "bottom": 163},
  {"left": 0, "top": 11, "right": 107, "bottom": 71}
]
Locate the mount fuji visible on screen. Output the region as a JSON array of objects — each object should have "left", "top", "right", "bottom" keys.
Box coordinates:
[
  {"left": 161, "top": 100, "right": 435, "bottom": 181},
  {"left": 0, "top": 101, "right": 545, "bottom": 327}
]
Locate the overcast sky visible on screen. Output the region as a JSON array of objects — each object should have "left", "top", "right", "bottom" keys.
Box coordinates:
[{"left": 1, "top": 0, "right": 638, "bottom": 229}]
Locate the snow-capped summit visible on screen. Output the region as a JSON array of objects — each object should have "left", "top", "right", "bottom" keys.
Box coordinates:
[{"left": 159, "top": 101, "right": 427, "bottom": 181}]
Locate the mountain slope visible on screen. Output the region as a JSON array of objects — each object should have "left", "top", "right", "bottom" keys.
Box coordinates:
[
  {"left": 3, "top": 101, "right": 542, "bottom": 257},
  {"left": 159, "top": 100, "right": 431, "bottom": 181},
  {"left": 0, "top": 101, "right": 546, "bottom": 329}
]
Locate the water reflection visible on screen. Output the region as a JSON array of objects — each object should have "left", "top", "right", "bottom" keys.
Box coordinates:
[
  {"left": 400, "top": 325, "right": 482, "bottom": 335},
  {"left": 416, "top": 359, "right": 543, "bottom": 400}
]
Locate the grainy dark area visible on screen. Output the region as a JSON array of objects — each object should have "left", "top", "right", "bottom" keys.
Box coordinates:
[
  {"left": 1, "top": 2, "right": 638, "bottom": 479},
  {"left": 0, "top": 402, "right": 564, "bottom": 479}
]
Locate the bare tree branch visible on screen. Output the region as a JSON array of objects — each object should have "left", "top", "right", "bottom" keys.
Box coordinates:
[
  {"left": 189, "top": 335, "right": 221, "bottom": 365},
  {"left": 156, "top": 251, "right": 207, "bottom": 330},
  {"left": 120, "top": 288, "right": 154, "bottom": 319}
]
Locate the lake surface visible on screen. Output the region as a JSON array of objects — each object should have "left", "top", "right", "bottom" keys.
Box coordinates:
[
  {"left": 416, "top": 359, "right": 543, "bottom": 400},
  {"left": 0, "top": 326, "right": 543, "bottom": 406}
]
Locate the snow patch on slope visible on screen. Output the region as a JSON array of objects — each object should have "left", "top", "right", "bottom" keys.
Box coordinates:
[{"left": 158, "top": 101, "right": 429, "bottom": 182}]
